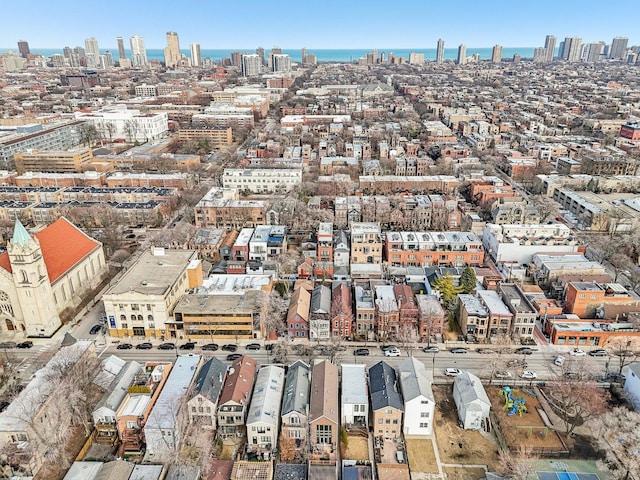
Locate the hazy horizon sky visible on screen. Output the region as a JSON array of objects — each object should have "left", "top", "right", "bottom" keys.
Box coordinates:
[{"left": 2, "top": 0, "right": 637, "bottom": 50}]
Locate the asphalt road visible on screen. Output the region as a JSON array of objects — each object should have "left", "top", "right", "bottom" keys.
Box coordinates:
[{"left": 92, "top": 343, "right": 615, "bottom": 381}]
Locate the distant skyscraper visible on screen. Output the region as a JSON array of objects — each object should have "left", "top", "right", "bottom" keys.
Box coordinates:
[
  {"left": 241, "top": 54, "right": 261, "bottom": 76},
  {"left": 117, "top": 37, "right": 126, "bottom": 60},
  {"left": 164, "top": 32, "right": 180, "bottom": 68},
  {"left": 457, "top": 44, "right": 466, "bottom": 65},
  {"left": 408, "top": 52, "right": 425, "bottom": 65},
  {"left": 190, "top": 43, "right": 201, "bottom": 67},
  {"left": 231, "top": 52, "right": 242, "bottom": 67},
  {"left": 271, "top": 54, "right": 291, "bottom": 72},
  {"left": 491, "top": 45, "right": 503, "bottom": 63},
  {"left": 610, "top": 37, "right": 629, "bottom": 60},
  {"left": 256, "top": 47, "right": 265, "bottom": 66},
  {"left": 17, "top": 40, "right": 30, "bottom": 58},
  {"left": 301, "top": 47, "right": 307, "bottom": 64},
  {"left": 544, "top": 35, "right": 556, "bottom": 62},
  {"left": 566, "top": 37, "right": 582, "bottom": 62},
  {"left": 533, "top": 47, "right": 547, "bottom": 63},
  {"left": 585, "top": 42, "right": 605, "bottom": 62},
  {"left": 436, "top": 38, "right": 445, "bottom": 63},
  {"left": 84, "top": 37, "right": 100, "bottom": 68},
  {"left": 558, "top": 40, "right": 566, "bottom": 60},
  {"left": 130, "top": 35, "right": 147, "bottom": 67}
]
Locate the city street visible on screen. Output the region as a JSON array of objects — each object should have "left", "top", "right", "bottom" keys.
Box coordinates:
[{"left": 92, "top": 341, "right": 615, "bottom": 382}]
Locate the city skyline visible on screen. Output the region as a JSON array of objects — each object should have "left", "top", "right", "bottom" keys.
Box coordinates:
[{"left": 1, "top": 0, "right": 638, "bottom": 50}]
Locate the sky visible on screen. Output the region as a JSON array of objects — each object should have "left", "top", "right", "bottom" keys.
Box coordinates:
[{"left": 1, "top": 0, "right": 638, "bottom": 50}]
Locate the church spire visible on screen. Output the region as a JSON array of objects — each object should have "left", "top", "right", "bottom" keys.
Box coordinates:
[{"left": 11, "top": 219, "right": 31, "bottom": 247}]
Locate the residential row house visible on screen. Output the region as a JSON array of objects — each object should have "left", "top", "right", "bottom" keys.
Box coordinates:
[
  {"left": 385, "top": 231, "right": 484, "bottom": 268},
  {"left": 309, "top": 361, "right": 339, "bottom": 463},
  {"left": 369, "top": 361, "right": 404, "bottom": 440},
  {"left": 218, "top": 355, "right": 257, "bottom": 442},
  {"left": 280, "top": 360, "right": 311, "bottom": 453},
  {"left": 246, "top": 365, "right": 285, "bottom": 455}
]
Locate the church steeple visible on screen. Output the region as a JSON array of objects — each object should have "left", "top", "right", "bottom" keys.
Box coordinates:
[{"left": 11, "top": 219, "right": 31, "bottom": 248}]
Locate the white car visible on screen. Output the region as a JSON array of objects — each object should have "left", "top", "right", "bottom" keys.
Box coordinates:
[
  {"left": 445, "top": 368, "right": 461, "bottom": 377},
  {"left": 569, "top": 348, "right": 586, "bottom": 356},
  {"left": 494, "top": 371, "right": 512, "bottom": 379},
  {"left": 520, "top": 370, "right": 538, "bottom": 379},
  {"left": 384, "top": 347, "right": 401, "bottom": 357}
]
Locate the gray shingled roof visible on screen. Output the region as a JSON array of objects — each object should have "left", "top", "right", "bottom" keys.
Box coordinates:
[
  {"left": 368, "top": 361, "right": 403, "bottom": 411},
  {"left": 310, "top": 285, "right": 331, "bottom": 314},
  {"left": 398, "top": 357, "right": 434, "bottom": 403},
  {"left": 192, "top": 357, "right": 227, "bottom": 403},
  {"left": 281, "top": 360, "right": 310, "bottom": 416}
]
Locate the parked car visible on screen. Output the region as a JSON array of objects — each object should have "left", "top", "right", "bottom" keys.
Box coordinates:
[
  {"left": 354, "top": 348, "right": 370, "bottom": 356},
  {"left": 135, "top": 342, "right": 152, "bottom": 350},
  {"left": 515, "top": 347, "right": 534, "bottom": 355},
  {"left": 508, "top": 359, "right": 527, "bottom": 368},
  {"left": 384, "top": 347, "right": 401, "bottom": 357},
  {"left": 476, "top": 348, "right": 496, "bottom": 354},
  {"left": 16, "top": 341, "right": 33, "bottom": 349},
  {"left": 444, "top": 368, "right": 461, "bottom": 377},
  {"left": 554, "top": 355, "right": 566, "bottom": 366},
  {"left": 422, "top": 346, "right": 439, "bottom": 353},
  {"left": 226, "top": 353, "right": 243, "bottom": 361},
  {"left": 380, "top": 344, "right": 397, "bottom": 352},
  {"left": 520, "top": 370, "right": 538, "bottom": 379},
  {"left": 116, "top": 343, "right": 133, "bottom": 350},
  {"left": 222, "top": 344, "right": 237, "bottom": 352},
  {"left": 450, "top": 348, "right": 467, "bottom": 354},
  {"left": 158, "top": 343, "right": 176, "bottom": 350},
  {"left": 494, "top": 371, "right": 512, "bottom": 379},
  {"left": 179, "top": 342, "right": 196, "bottom": 350},
  {"left": 0, "top": 342, "right": 17, "bottom": 349},
  {"left": 569, "top": 348, "right": 586, "bottom": 356},
  {"left": 202, "top": 343, "right": 219, "bottom": 351},
  {"left": 245, "top": 343, "right": 261, "bottom": 351},
  {"left": 588, "top": 349, "right": 608, "bottom": 357},
  {"left": 89, "top": 324, "right": 102, "bottom": 334}
]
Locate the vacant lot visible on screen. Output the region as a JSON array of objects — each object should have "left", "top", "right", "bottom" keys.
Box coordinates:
[
  {"left": 433, "top": 385, "right": 500, "bottom": 470},
  {"left": 406, "top": 438, "right": 438, "bottom": 474},
  {"left": 443, "top": 466, "right": 488, "bottom": 480},
  {"left": 344, "top": 435, "right": 369, "bottom": 461}
]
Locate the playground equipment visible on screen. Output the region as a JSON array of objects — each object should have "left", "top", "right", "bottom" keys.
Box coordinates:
[{"left": 502, "top": 386, "right": 529, "bottom": 417}]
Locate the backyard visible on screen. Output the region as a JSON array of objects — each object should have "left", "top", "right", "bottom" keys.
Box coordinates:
[
  {"left": 433, "top": 385, "right": 500, "bottom": 471},
  {"left": 405, "top": 439, "right": 438, "bottom": 474}
]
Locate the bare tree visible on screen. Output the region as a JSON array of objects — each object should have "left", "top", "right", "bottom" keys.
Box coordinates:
[
  {"left": 594, "top": 407, "right": 640, "bottom": 480},
  {"left": 498, "top": 445, "right": 539, "bottom": 480},
  {"left": 279, "top": 433, "right": 297, "bottom": 462},
  {"left": 607, "top": 338, "right": 640, "bottom": 376},
  {"left": 264, "top": 290, "right": 289, "bottom": 337},
  {"left": 546, "top": 361, "right": 609, "bottom": 436},
  {"left": 396, "top": 323, "right": 419, "bottom": 357},
  {"left": 530, "top": 195, "right": 559, "bottom": 222}
]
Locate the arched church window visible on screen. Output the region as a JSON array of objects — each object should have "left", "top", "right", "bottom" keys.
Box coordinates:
[{"left": 0, "top": 291, "right": 13, "bottom": 317}]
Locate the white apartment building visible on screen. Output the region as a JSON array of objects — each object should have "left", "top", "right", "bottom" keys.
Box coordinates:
[
  {"left": 222, "top": 168, "right": 302, "bottom": 193},
  {"left": 75, "top": 105, "right": 168, "bottom": 143},
  {"left": 102, "top": 248, "right": 200, "bottom": 339},
  {"left": 482, "top": 223, "right": 579, "bottom": 264}
]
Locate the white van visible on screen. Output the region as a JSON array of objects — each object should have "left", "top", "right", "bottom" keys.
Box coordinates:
[{"left": 554, "top": 355, "right": 565, "bottom": 366}]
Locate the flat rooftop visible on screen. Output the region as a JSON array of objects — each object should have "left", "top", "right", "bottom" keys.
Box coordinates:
[{"left": 105, "top": 248, "right": 195, "bottom": 296}]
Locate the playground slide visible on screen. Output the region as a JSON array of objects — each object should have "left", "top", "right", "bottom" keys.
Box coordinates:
[{"left": 507, "top": 404, "right": 518, "bottom": 416}]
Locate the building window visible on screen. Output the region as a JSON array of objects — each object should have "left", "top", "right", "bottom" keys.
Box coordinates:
[
  {"left": 420, "top": 412, "right": 430, "bottom": 418},
  {"left": 316, "top": 424, "right": 332, "bottom": 444}
]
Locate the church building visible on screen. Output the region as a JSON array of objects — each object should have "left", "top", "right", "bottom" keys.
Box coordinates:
[{"left": 0, "top": 218, "right": 107, "bottom": 338}]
